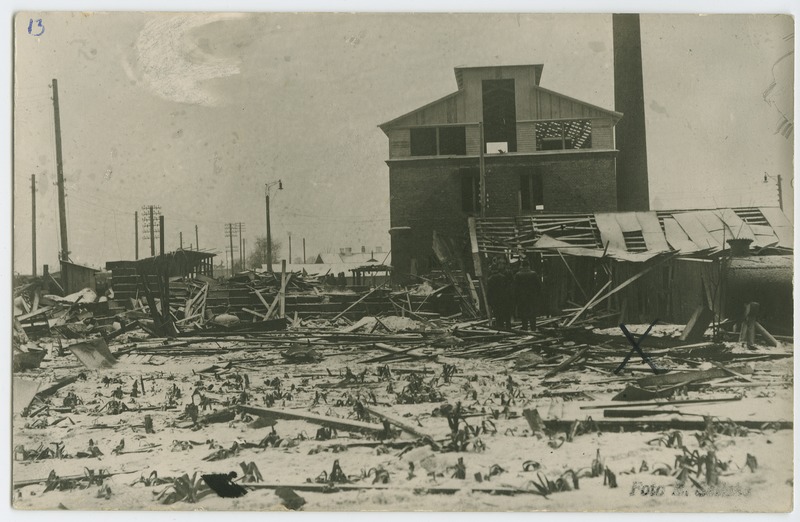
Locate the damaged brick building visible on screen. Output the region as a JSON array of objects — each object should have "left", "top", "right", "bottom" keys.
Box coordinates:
[
  {"left": 380, "top": 64, "right": 622, "bottom": 279},
  {"left": 379, "top": 62, "right": 793, "bottom": 333}
]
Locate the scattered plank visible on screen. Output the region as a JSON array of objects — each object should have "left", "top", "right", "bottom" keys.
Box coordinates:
[
  {"left": 544, "top": 347, "right": 589, "bottom": 379},
  {"left": 580, "top": 395, "right": 741, "bottom": 410},
  {"left": 635, "top": 364, "right": 754, "bottom": 389},
  {"left": 754, "top": 321, "right": 780, "bottom": 347},
  {"left": 679, "top": 306, "right": 714, "bottom": 342},
  {"left": 362, "top": 405, "right": 439, "bottom": 450},
  {"left": 331, "top": 283, "right": 388, "bottom": 322},
  {"left": 240, "top": 405, "right": 386, "bottom": 435}
]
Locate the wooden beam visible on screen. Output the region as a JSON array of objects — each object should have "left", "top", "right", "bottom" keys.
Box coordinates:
[
  {"left": 252, "top": 287, "right": 271, "bottom": 310},
  {"left": 755, "top": 321, "right": 779, "bottom": 347},
  {"left": 223, "top": 483, "right": 546, "bottom": 496},
  {"left": 564, "top": 280, "right": 611, "bottom": 327},
  {"left": 363, "top": 405, "right": 439, "bottom": 449},
  {"left": 566, "top": 253, "right": 677, "bottom": 326},
  {"left": 557, "top": 250, "right": 588, "bottom": 300},
  {"left": 239, "top": 405, "right": 385, "bottom": 434},
  {"left": 331, "top": 282, "right": 387, "bottom": 322},
  {"left": 544, "top": 347, "right": 589, "bottom": 378},
  {"left": 279, "top": 260, "right": 287, "bottom": 318},
  {"left": 243, "top": 308, "right": 267, "bottom": 319}
]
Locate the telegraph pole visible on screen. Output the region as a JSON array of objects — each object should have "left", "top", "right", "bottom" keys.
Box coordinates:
[
  {"left": 195, "top": 224, "right": 199, "bottom": 251},
  {"left": 159, "top": 215, "right": 165, "bottom": 256},
  {"left": 159, "top": 215, "right": 169, "bottom": 323},
  {"left": 149, "top": 206, "right": 155, "bottom": 256},
  {"left": 225, "top": 223, "right": 238, "bottom": 274},
  {"left": 179, "top": 231, "right": 183, "bottom": 250},
  {"left": 141, "top": 205, "right": 160, "bottom": 257},
  {"left": 31, "top": 174, "right": 37, "bottom": 276},
  {"left": 303, "top": 238, "right": 306, "bottom": 265},
  {"left": 264, "top": 180, "right": 282, "bottom": 272},
  {"left": 479, "top": 121, "right": 486, "bottom": 217},
  {"left": 265, "top": 190, "right": 272, "bottom": 271},
  {"left": 134, "top": 211, "right": 139, "bottom": 260},
  {"left": 242, "top": 238, "right": 246, "bottom": 269},
  {"left": 52, "top": 79, "right": 69, "bottom": 262},
  {"left": 236, "top": 222, "right": 246, "bottom": 267},
  {"left": 288, "top": 232, "right": 292, "bottom": 264}
]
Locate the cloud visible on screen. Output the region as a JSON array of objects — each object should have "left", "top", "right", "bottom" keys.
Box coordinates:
[{"left": 129, "top": 14, "right": 245, "bottom": 106}]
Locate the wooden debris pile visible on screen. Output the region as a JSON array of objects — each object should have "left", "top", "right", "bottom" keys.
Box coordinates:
[{"left": 12, "top": 303, "right": 792, "bottom": 510}]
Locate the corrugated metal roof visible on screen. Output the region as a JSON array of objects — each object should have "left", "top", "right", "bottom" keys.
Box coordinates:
[{"left": 472, "top": 207, "right": 792, "bottom": 262}]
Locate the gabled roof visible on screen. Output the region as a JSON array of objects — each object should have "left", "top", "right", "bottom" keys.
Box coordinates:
[
  {"left": 379, "top": 63, "right": 621, "bottom": 132},
  {"left": 378, "top": 90, "right": 463, "bottom": 131},
  {"left": 533, "top": 84, "right": 623, "bottom": 122}
]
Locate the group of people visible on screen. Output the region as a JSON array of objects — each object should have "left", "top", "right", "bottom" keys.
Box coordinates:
[
  {"left": 324, "top": 272, "right": 348, "bottom": 287},
  {"left": 486, "top": 256, "right": 542, "bottom": 330}
]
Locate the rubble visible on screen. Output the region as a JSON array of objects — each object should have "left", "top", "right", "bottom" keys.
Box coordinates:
[{"left": 11, "top": 268, "right": 794, "bottom": 511}]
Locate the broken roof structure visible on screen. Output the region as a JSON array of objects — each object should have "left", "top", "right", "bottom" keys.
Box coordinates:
[{"left": 469, "top": 206, "right": 792, "bottom": 263}]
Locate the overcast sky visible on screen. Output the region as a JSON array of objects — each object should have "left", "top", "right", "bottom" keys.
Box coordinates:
[{"left": 12, "top": 12, "right": 794, "bottom": 272}]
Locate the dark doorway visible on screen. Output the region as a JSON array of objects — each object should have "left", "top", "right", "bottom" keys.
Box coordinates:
[{"left": 482, "top": 79, "right": 517, "bottom": 153}]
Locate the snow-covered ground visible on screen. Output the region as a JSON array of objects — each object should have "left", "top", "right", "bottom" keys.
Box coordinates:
[{"left": 12, "top": 331, "right": 793, "bottom": 512}]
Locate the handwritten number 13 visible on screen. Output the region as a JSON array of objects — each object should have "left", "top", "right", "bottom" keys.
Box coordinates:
[{"left": 27, "top": 18, "right": 44, "bottom": 37}]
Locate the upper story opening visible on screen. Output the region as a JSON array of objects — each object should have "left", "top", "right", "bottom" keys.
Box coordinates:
[{"left": 379, "top": 64, "right": 622, "bottom": 160}]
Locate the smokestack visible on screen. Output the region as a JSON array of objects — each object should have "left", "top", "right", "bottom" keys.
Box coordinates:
[{"left": 613, "top": 14, "right": 650, "bottom": 211}]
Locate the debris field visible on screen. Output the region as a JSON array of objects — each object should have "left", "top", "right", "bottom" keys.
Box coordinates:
[{"left": 12, "top": 274, "right": 793, "bottom": 511}]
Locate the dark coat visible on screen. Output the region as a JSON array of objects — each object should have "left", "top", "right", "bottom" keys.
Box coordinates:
[
  {"left": 513, "top": 268, "right": 540, "bottom": 314},
  {"left": 487, "top": 271, "right": 513, "bottom": 314}
]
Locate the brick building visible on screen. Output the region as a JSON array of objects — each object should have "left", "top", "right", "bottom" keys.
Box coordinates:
[{"left": 379, "top": 64, "right": 622, "bottom": 279}]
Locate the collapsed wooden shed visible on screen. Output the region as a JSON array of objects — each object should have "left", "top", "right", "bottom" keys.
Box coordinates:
[{"left": 467, "top": 206, "right": 793, "bottom": 332}]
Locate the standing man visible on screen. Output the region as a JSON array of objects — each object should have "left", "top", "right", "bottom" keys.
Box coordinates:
[
  {"left": 514, "top": 258, "right": 540, "bottom": 330},
  {"left": 487, "top": 258, "right": 512, "bottom": 329}
]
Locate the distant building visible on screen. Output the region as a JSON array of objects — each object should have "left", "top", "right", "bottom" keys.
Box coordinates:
[
  {"left": 268, "top": 248, "right": 392, "bottom": 285},
  {"left": 60, "top": 261, "right": 101, "bottom": 294},
  {"left": 379, "top": 64, "right": 622, "bottom": 279}
]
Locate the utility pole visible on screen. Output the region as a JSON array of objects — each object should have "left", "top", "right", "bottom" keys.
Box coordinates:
[
  {"left": 288, "top": 232, "right": 292, "bottom": 264},
  {"left": 179, "top": 231, "right": 183, "bottom": 250},
  {"left": 303, "top": 238, "right": 306, "bottom": 264},
  {"left": 264, "top": 179, "right": 282, "bottom": 273},
  {"left": 149, "top": 207, "right": 155, "bottom": 256},
  {"left": 225, "top": 223, "right": 237, "bottom": 275},
  {"left": 236, "top": 222, "right": 246, "bottom": 267},
  {"left": 265, "top": 190, "right": 272, "bottom": 271},
  {"left": 195, "top": 224, "right": 199, "bottom": 251},
  {"left": 242, "top": 238, "right": 246, "bottom": 269},
  {"left": 159, "top": 215, "right": 165, "bottom": 256},
  {"left": 479, "top": 121, "right": 486, "bottom": 217},
  {"left": 159, "top": 215, "right": 170, "bottom": 325},
  {"left": 134, "top": 211, "right": 139, "bottom": 260},
  {"left": 52, "top": 79, "right": 69, "bottom": 262},
  {"left": 141, "top": 205, "right": 160, "bottom": 257},
  {"left": 31, "top": 174, "right": 36, "bottom": 276}
]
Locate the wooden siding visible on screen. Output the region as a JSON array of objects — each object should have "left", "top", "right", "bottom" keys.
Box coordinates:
[
  {"left": 516, "top": 121, "right": 537, "bottom": 153},
  {"left": 592, "top": 118, "right": 614, "bottom": 149},
  {"left": 465, "top": 125, "right": 481, "bottom": 155},
  {"left": 386, "top": 91, "right": 466, "bottom": 128},
  {"left": 388, "top": 129, "right": 411, "bottom": 159},
  {"left": 529, "top": 87, "right": 613, "bottom": 121}
]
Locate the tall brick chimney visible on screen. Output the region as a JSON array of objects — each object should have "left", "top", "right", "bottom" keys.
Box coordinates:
[{"left": 613, "top": 14, "right": 650, "bottom": 211}]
